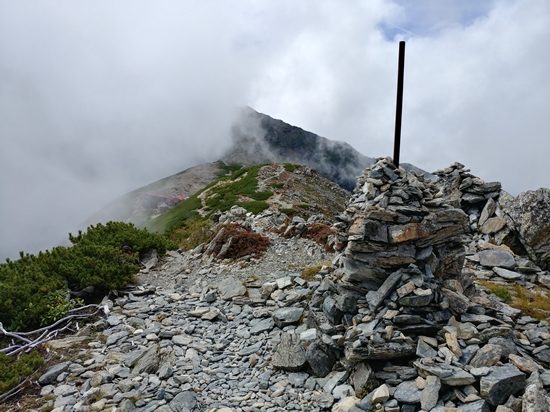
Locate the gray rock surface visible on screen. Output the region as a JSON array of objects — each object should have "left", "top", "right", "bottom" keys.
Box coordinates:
[{"left": 500, "top": 188, "right": 550, "bottom": 270}]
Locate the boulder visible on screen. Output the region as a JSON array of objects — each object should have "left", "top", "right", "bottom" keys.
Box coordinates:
[
  {"left": 393, "top": 380, "right": 422, "bottom": 404},
  {"left": 272, "top": 332, "right": 307, "bottom": 372},
  {"left": 522, "top": 371, "right": 550, "bottom": 412},
  {"left": 480, "top": 364, "right": 525, "bottom": 405},
  {"left": 217, "top": 276, "right": 247, "bottom": 300},
  {"left": 500, "top": 188, "right": 550, "bottom": 270},
  {"left": 420, "top": 375, "right": 441, "bottom": 411}
]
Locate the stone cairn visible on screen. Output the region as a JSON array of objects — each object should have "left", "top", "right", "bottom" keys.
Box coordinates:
[{"left": 272, "top": 157, "right": 550, "bottom": 411}]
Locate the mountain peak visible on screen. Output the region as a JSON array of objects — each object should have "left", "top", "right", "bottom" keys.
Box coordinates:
[{"left": 223, "top": 107, "right": 375, "bottom": 191}]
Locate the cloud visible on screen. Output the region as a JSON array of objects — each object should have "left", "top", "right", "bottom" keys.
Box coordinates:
[
  {"left": 251, "top": 0, "right": 550, "bottom": 193},
  {"left": 1, "top": 0, "right": 549, "bottom": 259}
]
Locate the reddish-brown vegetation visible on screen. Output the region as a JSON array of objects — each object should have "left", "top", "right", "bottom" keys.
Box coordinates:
[{"left": 210, "top": 224, "right": 270, "bottom": 259}]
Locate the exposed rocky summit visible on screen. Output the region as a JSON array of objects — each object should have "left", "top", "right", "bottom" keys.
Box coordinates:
[{"left": 8, "top": 158, "right": 550, "bottom": 412}]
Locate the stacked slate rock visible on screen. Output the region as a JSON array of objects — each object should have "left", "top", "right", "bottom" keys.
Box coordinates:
[
  {"left": 331, "top": 157, "right": 472, "bottom": 299},
  {"left": 270, "top": 158, "right": 550, "bottom": 411},
  {"left": 433, "top": 163, "right": 550, "bottom": 290}
]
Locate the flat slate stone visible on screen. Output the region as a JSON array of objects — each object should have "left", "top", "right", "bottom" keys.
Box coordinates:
[
  {"left": 39, "top": 362, "right": 70, "bottom": 385},
  {"left": 394, "top": 380, "right": 422, "bottom": 404},
  {"left": 218, "top": 276, "right": 246, "bottom": 300},
  {"left": 273, "top": 307, "right": 304, "bottom": 328},
  {"left": 479, "top": 249, "right": 515, "bottom": 269},
  {"left": 457, "top": 399, "right": 490, "bottom": 412},
  {"left": 492, "top": 267, "right": 522, "bottom": 280},
  {"left": 250, "top": 317, "right": 275, "bottom": 334},
  {"left": 170, "top": 391, "right": 197, "bottom": 412}
]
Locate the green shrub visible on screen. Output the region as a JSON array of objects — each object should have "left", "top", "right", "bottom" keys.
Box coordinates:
[
  {"left": 239, "top": 201, "right": 270, "bottom": 215},
  {"left": 0, "top": 351, "right": 44, "bottom": 395},
  {"left": 284, "top": 163, "right": 297, "bottom": 172},
  {"left": 0, "top": 255, "right": 68, "bottom": 331},
  {"left": 203, "top": 165, "right": 273, "bottom": 214},
  {"left": 69, "top": 221, "right": 175, "bottom": 258},
  {"left": 280, "top": 208, "right": 297, "bottom": 217},
  {"left": 216, "top": 161, "right": 242, "bottom": 177},
  {"left": 40, "top": 289, "right": 83, "bottom": 327},
  {"left": 0, "top": 222, "right": 175, "bottom": 331},
  {"left": 147, "top": 165, "right": 272, "bottom": 234},
  {"left": 168, "top": 219, "right": 212, "bottom": 251},
  {"left": 492, "top": 286, "right": 512, "bottom": 303}
]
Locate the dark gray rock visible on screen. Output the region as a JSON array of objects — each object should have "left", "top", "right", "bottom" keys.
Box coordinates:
[
  {"left": 414, "top": 361, "right": 476, "bottom": 386},
  {"left": 130, "top": 345, "right": 159, "bottom": 377},
  {"left": 469, "top": 344, "right": 503, "bottom": 368},
  {"left": 535, "top": 348, "right": 550, "bottom": 364},
  {"left": 305, "top": 340, "right": 336, "bottom": 378},
  {"left": 480, "top": 364, "right": 526, "bottom": 406},
  {"left": 393, "top": 380, "right": 421, "bottom": 404},
  {"left": 457, "top": 399, "right": 491, "bottom": 412},
  {"left": 250, "top": 317, "right": 275, "bottom": 334},
  {"left": 351, "top": 362, "right": 375, "bottom": 393},
  {"left": 441, "top": 288, "right": 470, "bottom": 314},
  {"left": 346, "top": 342, "right": 416, "bottom": 361},
  {"left": 478, "top": 248, "right": 515, "bottom": 269},
  {"left": 487, "top": 337, "right": 518, "bottom": 358},
  {"left": 169, "top": 391, "right": 197, "bottom": 412},
  {"left": 273, "top": 307, "right": 304, "bottom": 328},
  {"left": 334, "top": 293, "right": 358, "bottom": 313},
  {"left": 38, "top": 362, "right": 70, "bottom": 386},
  {"left": 398, "top": 293, "right": 433, "bottom": 307},
  {"left": 416, "top": 339, "right": 437, "bottom": 358},
  {"left": 323, "top": 296, "right": 344, "bottom": 325},
  {"left": 366, "top": 270, "right": 403, "bottom": 311}
]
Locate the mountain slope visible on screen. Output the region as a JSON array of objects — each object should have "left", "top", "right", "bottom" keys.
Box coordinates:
[
  {"left": 146, "top": 163, "right": 349, "bottom": 233},
  {"left": 85, "top": 162, "right": 224, "bottom": 228},
  {"left": 86, "top": 107, "right": 431, "bottom": 228}
]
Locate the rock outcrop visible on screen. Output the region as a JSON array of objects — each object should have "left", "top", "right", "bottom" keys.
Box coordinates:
[{"left": 499, "top": 188, "right": 550, "bottom": 271}]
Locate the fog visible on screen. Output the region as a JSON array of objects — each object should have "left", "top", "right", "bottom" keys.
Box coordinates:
[{"left": 1, "top": 0, "right": 549, "bottom": 260}]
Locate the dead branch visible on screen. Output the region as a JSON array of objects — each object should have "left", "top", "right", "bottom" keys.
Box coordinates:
[{"left": 0, "top": 304, "right": 106, "bottom": 357}]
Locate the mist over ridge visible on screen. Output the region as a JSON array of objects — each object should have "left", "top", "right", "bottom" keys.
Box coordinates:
[{"left": 2, "top": 1, "right": 549, "bottom": 260}]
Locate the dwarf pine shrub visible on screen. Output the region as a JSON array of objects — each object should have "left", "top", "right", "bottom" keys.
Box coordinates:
[
  {"left": 0, "top": 351, "right": 44, "bottom": 395},
  {"left": 0, "top": 222, "right": 176, "bottom": 331}
]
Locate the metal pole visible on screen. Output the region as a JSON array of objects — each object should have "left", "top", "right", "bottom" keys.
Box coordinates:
[{"left": 393, "top": 41, "right": 406, "bottom": 168}]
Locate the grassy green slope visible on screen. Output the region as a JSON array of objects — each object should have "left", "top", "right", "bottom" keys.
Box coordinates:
[{"left": 145, "top": 164, "right": 272, "bottom": 233}]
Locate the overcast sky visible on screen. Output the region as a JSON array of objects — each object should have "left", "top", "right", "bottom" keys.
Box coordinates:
[{"left": 1, "top": 0, "right": 549, "bottom": 260}]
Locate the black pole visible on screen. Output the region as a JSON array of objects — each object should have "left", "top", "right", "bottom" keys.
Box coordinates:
[{"left": 393, "top": 41, "right": 406, "bottom": 168}]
